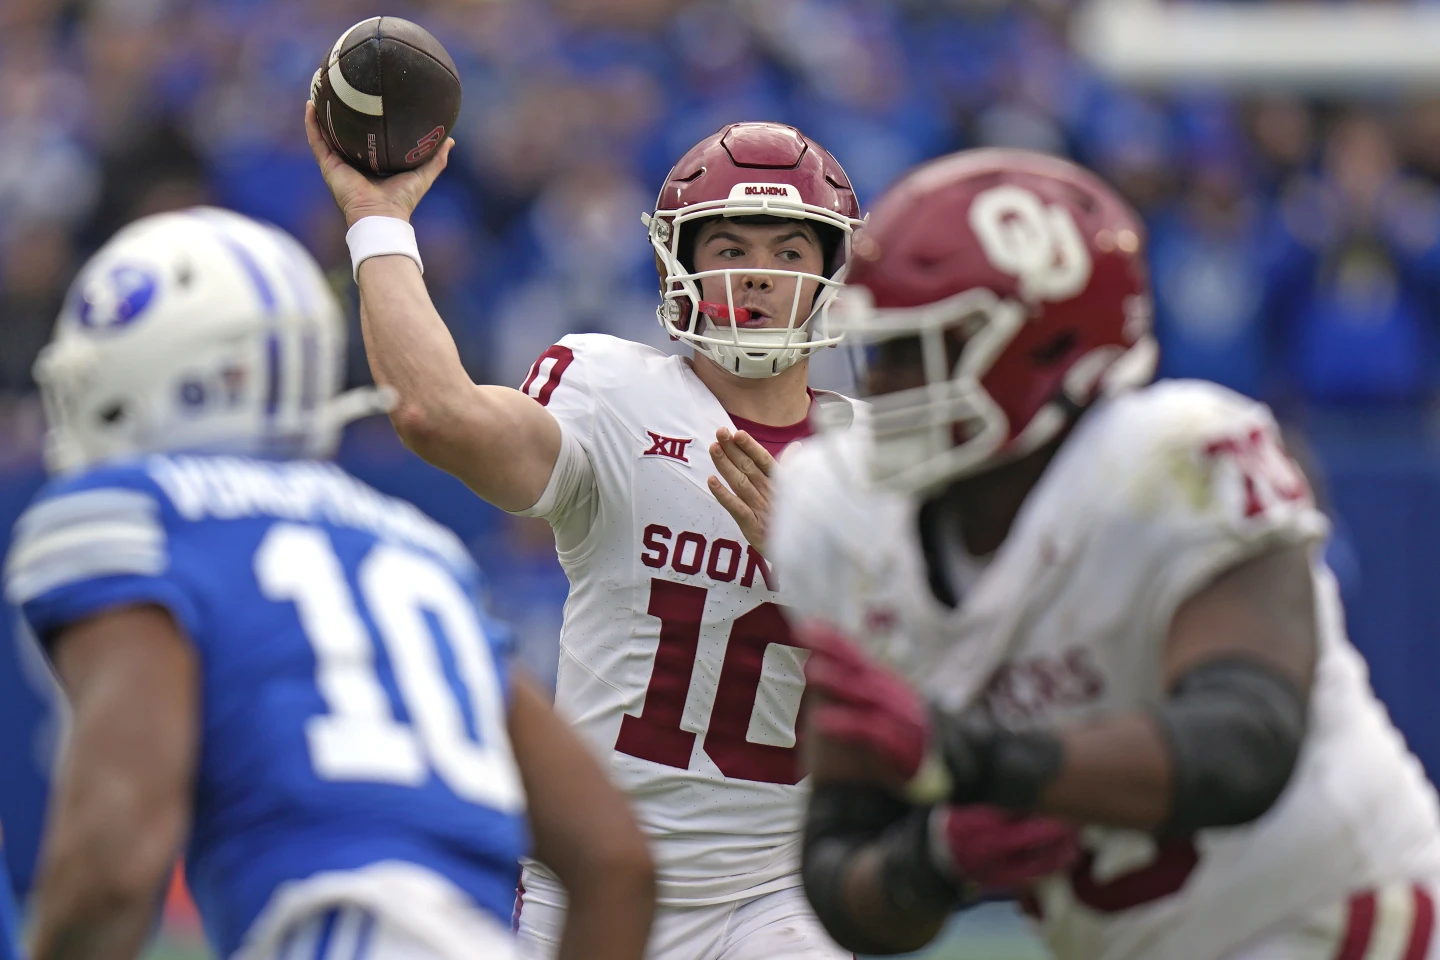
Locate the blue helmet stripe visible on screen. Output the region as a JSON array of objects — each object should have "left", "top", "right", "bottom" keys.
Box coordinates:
[
  {"left": 300, "top": 331, "right": 318, "bottom": 413},
  {"left": 192, "top": 211, "right": 278, "bottom": 317},
  {"left": 268, "top": 227, "right": 321, "bottom": 315},
  {"left": 204, "top": 216, "right": 285, "bottom": 423},
  {"left": 311, "top": 907, "right": 339, "bottom": 960},
  {"left": 262, "top": 227, "right": 323, "bottom": 419},
  {"left": 265, "top": 332, "right": 282, "bottom": 419}
]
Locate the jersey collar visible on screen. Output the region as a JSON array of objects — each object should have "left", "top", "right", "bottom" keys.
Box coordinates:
[{"left": 727, "top": 390, "right": 816, "bottom": 457}]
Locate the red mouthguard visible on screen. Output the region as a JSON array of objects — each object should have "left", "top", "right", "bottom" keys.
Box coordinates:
[{"left": 698, "top": 301, "right": 752, "bottom": 325}]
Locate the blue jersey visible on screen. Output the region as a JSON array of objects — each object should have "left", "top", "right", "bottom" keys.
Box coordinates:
[
  {"left": 0, "top": 615, "right": 58, "bottom": 902},
  {"left": 4, "top": 455, "right": 528, "bottom": 957},
  {"left": 0, "top": 845, "right": 18, "bottom": 960}
]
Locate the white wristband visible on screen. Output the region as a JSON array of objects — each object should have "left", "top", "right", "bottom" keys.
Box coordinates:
[{"left": 346, "top": 216, "right": 423, "bottom": 281}]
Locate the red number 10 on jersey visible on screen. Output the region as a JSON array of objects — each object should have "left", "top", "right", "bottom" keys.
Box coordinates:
[{"left": 614, "top": 578, "right": 807, "bottom": 785}]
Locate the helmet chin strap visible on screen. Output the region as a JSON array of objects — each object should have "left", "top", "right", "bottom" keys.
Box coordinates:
[
  {"left": 324, "top": 384, "right": 396, "bottom": 429},
  {"left": 302, "top": 384, "right": 397, "bottom": 459}
]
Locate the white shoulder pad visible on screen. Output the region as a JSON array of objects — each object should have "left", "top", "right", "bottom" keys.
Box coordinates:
[
  {"left": 5, "top": 486, "right": 167, "bottom": 605},
  {"left": 518, "top": 333, "right": 674, "bottom": 446},
  {"left": 1088, "top": 381, "right": 1324, "bottom": 531},
  {"left": 810, "top": 390, "right": 867, "bottom": 432},
  {"left": 1063, "top": 380, "right": 1330, "bottom": 638}
]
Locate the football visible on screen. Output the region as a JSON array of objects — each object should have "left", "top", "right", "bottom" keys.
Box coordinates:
[{"left": 309, "top": 16, "right": 461, "bottom": 177}]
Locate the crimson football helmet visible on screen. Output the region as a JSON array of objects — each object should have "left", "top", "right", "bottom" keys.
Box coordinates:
[
  {"left": 832, "top": 148, "right": 1158, "bottom": 493},
  {"left": 644, "top": 122, "right": 864, "bottom": 378}
]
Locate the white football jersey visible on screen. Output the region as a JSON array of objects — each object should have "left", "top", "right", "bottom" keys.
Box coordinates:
[
  {"left": 772, "top": 379, "right": 1440, "bottom": 960},
  {"left": 516, "top": 333, "right": 854, "bottom": 907}
]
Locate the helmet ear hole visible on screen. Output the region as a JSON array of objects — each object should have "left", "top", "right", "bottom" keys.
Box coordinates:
[
  {"left": 816, "top": 224, "right": 843, "bottom": 278},
  {"left": 1030, "top": 330, "right": 1079, "bottom": 366},
  {"left": 675, "top": 218, "right": 705, "bottom": 276},
  {"left": 98, "top": 402, "right": 127, "bottom": 426}
]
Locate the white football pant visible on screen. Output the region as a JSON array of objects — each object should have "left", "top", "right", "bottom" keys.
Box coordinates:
[
  {"left": 516, "top": 884, "right": 851, "bottom": 960},
  {"left": 247, "top": 903, "right": 515, "bottom": 960},
  {"left": 1226, "top": 882, "right": 1439, "bottom": 960}
]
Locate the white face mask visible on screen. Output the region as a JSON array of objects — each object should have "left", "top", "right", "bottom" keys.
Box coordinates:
[
  {"left": 831, "top": 284, "right": 1159, "bottom": 494},
  {"left": 645, "top": 189, "right": 864, "bottom": 379}
]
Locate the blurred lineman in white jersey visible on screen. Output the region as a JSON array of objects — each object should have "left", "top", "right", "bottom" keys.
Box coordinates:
[
  {"left": 770, "top": 149, "right": 1440, "bottom": 960},
  {"left": 307, "top": 103, "right": 865, "bottom": 959}
]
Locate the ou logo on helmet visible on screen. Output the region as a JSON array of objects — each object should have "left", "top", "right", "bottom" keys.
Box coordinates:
[
  {"left": 76, "top": 265, "right": 159, "bottom": 333},
  {"left": 970, "top": 185, "right": 1092, "bottom": 303}
]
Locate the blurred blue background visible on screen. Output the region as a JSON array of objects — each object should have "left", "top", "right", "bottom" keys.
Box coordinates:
[{"left": 4, "top": 0, "right": 1440, "bottom": 955}]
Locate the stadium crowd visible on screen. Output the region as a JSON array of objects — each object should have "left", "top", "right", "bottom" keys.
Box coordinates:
[
  {"left": 7, "top": 0, "right": 1438, "bottom": 686},
  {"left": 5, "top": 3, "right": 1440, "bottom": 958},
  {"left": 6, "top": 0, "right": 1440, "bottom": 409}
]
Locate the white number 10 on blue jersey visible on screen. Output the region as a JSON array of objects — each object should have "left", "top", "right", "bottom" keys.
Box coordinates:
[{"left": 255, "top": 523, "right": 524, "bottom": 813}]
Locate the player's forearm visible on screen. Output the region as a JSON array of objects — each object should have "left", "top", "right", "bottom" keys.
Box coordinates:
[
  {"left": 830, "top": 844, "right": 948, "bottom": 955},
  {"left": 543, "top": 819, "right": 654, "bottom": 960},
  {"left": 939, "top": 658, "right": 1304, "bottom": 832},
  {"left": 34, "top": 611, "right": 198, "bottom": 960},
  {"left": 543, "top": 812, "right": 654, "bottom": 960},
  {"left": 356, "top": 257, "right": 561, "bottom": 509},
  {"left": 803, "top": 787, "right": 951, "bottom": 955},
  {"left": 509, "top": 677, "right": 656, "bottom": 958},
  {"left": 1035, "top": 713, "right": 1173, "bottom": 830},
  {"left": 555, "top": 875, "right": 655, "bottom": 960},
  {"left": 1036, "top": 691, "right": 1294, "bottom": 832},
  {"left": 356, "top": 255, "right": 475, "bottom": 436},
  {"left": 927, "top": 708, "right": 1180, "bottom": 831},
  {"left": 31, "top": 776, "right": 181, "bottom": 960},
  {"left": 30, "top": 880, "right": 160, "bottom": 960}
]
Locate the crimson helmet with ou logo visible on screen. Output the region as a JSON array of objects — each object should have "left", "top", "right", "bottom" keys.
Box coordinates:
[
  {"left": 831, "top": 148, "right": 1158, "bottom": 493},
  {"left": 644, "top": 122, "right": 864, "bottom": 379}
]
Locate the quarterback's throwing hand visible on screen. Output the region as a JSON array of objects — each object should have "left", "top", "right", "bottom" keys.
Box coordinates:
[
  {"left": 304, "top": 101, "right": 452, "bottom": 228},
  {"left": 707, "top": 429, "right": 775, "bottom": 550}
]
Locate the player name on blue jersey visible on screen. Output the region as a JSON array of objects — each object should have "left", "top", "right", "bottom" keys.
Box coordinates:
[
  {"left": 145, "top": 456, "right": 468, "bottom": 561},
  {"left": 5, "top": 454, "right": 529, "bottom": 958}
]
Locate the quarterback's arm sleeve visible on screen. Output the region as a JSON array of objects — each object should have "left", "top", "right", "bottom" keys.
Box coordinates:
[
  {"left": 4, "top": 485, "right": 200, "bottom": 644},
  {"left": 509, "top": 338, "right": 601, "bottom": 551},
  {"left": 509, "top": 424, "right": 598, "bottom": 549}
]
